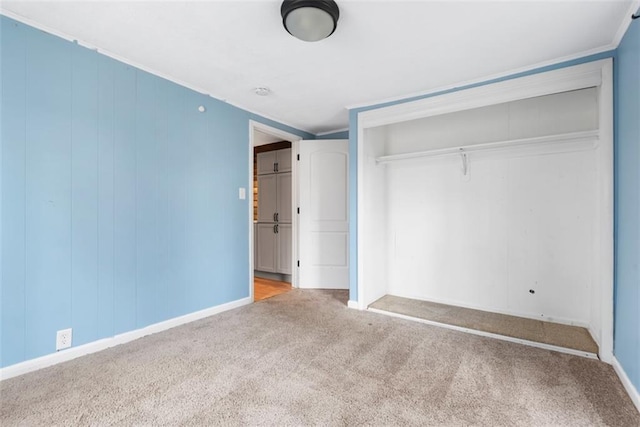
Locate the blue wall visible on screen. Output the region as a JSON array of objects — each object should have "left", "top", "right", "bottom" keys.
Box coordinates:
[
  {"left": 0, "top": 16, "right": 312, "bottom": 368},
  {"left": 614, "top": 17, "right": 640, "bottom": 392}
]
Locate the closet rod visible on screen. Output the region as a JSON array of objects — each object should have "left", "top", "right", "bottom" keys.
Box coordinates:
[{"left": 375, "top": 130, "right": 599, "bottom": 165}]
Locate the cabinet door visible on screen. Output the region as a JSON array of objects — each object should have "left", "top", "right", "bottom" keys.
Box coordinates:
[
  {"left": 256, "top": 223, "right": 277, "bottom": 272},
  {"left": 276, "top": 172, "right": 292, "bottom": 223},
  {"left": 277, "top": 223, "right": 292, "bottom": 275},
  {"left": 257, "top": 174, "right": 277, "bottom": 223},
  {"left": 257, "top": 151, "right": 277, "bottom": 175},
  {"left": 276, "top": 148, "right": 292, "bottom": 173}
]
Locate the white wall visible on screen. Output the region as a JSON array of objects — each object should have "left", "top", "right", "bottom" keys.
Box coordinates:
[
  {"left": 374, "top": 88, "right": 600, "bottom": 326},
  {"left": 360, "top": 127, "right": 389, "bottom": 306},
  {"left": 384, "top": 88, "right": 598, "bottom": 155},
  {"left": 385, "top": 148, "right": 597, "bottom": 325}
]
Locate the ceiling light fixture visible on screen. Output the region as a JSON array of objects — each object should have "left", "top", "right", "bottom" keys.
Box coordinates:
[{"left": 281, "top": 0, "right": 340, "bottom": 42}]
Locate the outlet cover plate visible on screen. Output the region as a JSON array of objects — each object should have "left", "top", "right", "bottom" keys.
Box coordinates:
[{"left": 56, "top": 328, "right": 72, "bottom": 351}]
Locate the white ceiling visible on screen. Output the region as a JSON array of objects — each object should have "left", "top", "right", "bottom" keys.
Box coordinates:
[{"left": 1, "top": 1, "right": 636, "bottom": 135}]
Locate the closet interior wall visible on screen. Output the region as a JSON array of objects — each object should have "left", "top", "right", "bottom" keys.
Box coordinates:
[{"left": 364, "top": 88, "right": 601, "bottom": 338}]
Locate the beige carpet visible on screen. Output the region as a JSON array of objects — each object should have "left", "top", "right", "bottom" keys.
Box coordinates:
[
  {"left": 1, "top": 290, "right": 638, "bottom": 426},
  {"left": 370, "top": 295, "right": 599, "bottom": 355}
]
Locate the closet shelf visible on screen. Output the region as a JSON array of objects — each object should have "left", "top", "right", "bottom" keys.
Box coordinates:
[{"left": 375, "top": 130, "right": 600, "bottom": 165}]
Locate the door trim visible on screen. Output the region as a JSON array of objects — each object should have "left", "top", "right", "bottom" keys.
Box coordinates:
[{"left": 248, "top": 121, "right": 302, "bottom": 302}]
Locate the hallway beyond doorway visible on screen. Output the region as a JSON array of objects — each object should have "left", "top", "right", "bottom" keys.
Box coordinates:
[{"left": 254, "top": 277, "right": 292, "bottom": 301}]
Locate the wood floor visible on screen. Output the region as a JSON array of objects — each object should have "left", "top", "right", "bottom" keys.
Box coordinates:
[
  {"left": 370, "top": 295, "right": 599, "bottom": 357},
  {"left": 254, "top": 277, "right": 292, "bottom": 301}
]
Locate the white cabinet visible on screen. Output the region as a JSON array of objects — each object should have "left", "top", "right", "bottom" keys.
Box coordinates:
[
  {"left": 257, "top": 173, "right": 291, "bottom": 223},
  {"left": 255, "top": 223, "right": 292, "bottom": 275},
  {"left": 255, "top": 147, "right": 292, "bottom": 276},
  {"left": 257, "top": 174, "right": 277, "bottom": 222},
  {"left": 256, "top": 223, "right": 277, "bottom": 272},
  {"left": 257, "top": 148, "right": 292, "bottom": 175},
  {"left": 277, "top": 224, "right": 292, "bottom": 274},
  {"left": 276, "top": 148, "right": 292, "bottom": 173},
  {"left": 257, "top": 151, "right": 277, "bottom": 175},
  {"left": 276, "top": 173, "right": 292, "bottom": 223}
]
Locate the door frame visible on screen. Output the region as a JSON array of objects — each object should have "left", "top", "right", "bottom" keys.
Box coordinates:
[
  {"left": 356, "top": 59, "right": 614, "bottom": 362},
  {"left": 248, "top": 120, "right": 302, "bottom": 302}
]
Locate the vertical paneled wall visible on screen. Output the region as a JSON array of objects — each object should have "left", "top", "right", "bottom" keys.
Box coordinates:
[
  {"left": 614, "top": 18, "right": 640, "bottom": 392},
  {"left": 0, "top": 16, "right": 308, "bottom": 368}
]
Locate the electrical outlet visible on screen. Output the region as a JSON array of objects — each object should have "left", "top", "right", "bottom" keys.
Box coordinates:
[{"left": 56, "top": 328, "right": 72, "bottom": 351}]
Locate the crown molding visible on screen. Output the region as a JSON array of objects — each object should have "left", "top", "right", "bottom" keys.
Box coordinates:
[
  {"left": 315, "top": 127, "right": 349, "bottom": 137},
  {"left": 612, "top": 0, "right": 640, "bottom": 48}
]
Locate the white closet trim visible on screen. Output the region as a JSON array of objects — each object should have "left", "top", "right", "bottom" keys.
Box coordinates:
[
  {"left": 374, "top": 130, "right": 599, "bottom": 165},
  {"left": 358, "top": 61, "right": 604, "bottom": 130}
]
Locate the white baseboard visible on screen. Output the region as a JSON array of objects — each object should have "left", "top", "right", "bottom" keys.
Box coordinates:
[
  {"left": 612, "top": 356, "right": 640, "bottom": 413},
  {"left": 0, "top": 297, "right": 252, "bottom": 382},
  {"left": 368, "top": 307, "right": 599, "bottom": 360},
  {"left": 347, "top": 300, "right": 360, "bottom": 310},
  {"left": 587, "top": 325, "right": 614, "bottom": 364}
]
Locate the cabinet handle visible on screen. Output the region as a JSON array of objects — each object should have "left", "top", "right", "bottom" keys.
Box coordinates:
[
  {"left": 276, "top": 224, "right": 279, "bottom": 233},
  {"left": 273, "top": 224, "right": 277, "bottom": 233},
  {"left": 273, "top": 212, "right": 276, "bottom": 222},
  {"left": 275, "top": 212, "right": 279, "bottom": 222},
  {"left": 273, "top": 163, "right": 277, "bottom": 173}
]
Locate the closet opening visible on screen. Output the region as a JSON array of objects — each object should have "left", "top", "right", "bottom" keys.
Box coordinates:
[{"left": 356, "top": 60, "right": 613, "bottom": 361}]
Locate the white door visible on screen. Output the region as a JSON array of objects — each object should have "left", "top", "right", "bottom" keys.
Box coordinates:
[{"left": 298, "top": 140, "right": 349, "bottom": 289}]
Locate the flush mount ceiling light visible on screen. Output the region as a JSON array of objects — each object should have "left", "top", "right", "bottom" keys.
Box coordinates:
[{"left": 281, "top": 0, "right": 340, "bottom": 42}]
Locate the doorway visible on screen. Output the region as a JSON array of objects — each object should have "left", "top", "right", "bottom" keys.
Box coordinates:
[
  {"left": 253, "top": 140, "right": 293, "bottom": 301},
  {"left": 249, "top": 121, "right": 350, "bottom": 301},
  {"left": 249, "top": 121, "right": 301, "bottom": 302}
]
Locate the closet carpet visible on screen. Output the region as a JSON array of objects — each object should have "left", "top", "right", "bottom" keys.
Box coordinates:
[
  {"left": 369, "top": 295, "right": 599, "bottom": 355},
  {"left": 1, "top": 290, "right": 638, "bottom": 426}
]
